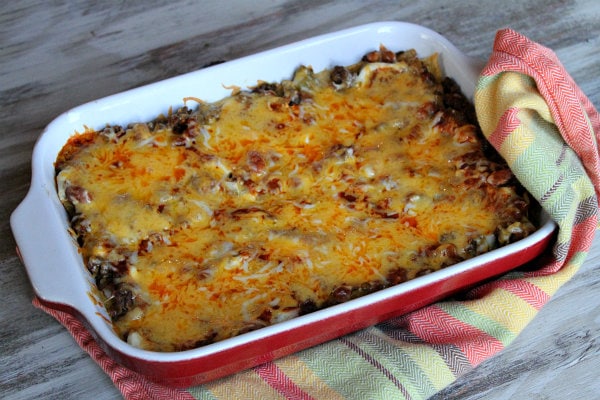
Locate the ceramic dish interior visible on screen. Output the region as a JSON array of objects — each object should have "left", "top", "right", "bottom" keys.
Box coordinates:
[{"left": 11, "top": 21, "right": 556, "bottom": 386}]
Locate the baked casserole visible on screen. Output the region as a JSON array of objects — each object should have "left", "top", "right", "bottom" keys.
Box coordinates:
[{"left": 55, "top": 47, "right": 536, "bottom": 352}]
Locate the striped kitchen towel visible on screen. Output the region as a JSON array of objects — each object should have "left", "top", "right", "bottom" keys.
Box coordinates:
[{"left": 33, "top": 28, "right": 599, "bottom": 399}]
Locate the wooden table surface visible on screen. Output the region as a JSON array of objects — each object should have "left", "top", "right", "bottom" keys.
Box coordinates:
[{"left": 2, "top": 1, "right": 599, "bottom": 399}]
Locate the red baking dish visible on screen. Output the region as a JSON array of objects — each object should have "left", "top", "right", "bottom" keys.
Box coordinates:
[{"left": 10, "top": 21, "right": 556, "bottom": 387}]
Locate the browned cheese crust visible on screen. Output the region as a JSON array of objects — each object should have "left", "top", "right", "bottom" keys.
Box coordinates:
[{"left": 55, "top": 48, "right": 536, "bottom": 351}]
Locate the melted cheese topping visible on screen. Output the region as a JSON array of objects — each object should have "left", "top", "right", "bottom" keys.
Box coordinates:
[{"left": 56, "top": 51, "right": 535, "bottom": 351}]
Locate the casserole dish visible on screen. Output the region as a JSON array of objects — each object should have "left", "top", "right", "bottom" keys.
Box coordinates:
[{"left": 11, "top": 21, "right": 556, "bottom": 386}]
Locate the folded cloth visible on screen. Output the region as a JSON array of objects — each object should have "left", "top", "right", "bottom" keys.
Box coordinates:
[{"left": 33, "top": 29, "right": 600, "bottom": 400}]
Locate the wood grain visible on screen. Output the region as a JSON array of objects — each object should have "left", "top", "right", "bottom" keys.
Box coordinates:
[{"left": 1, "top": 1, "right": 599, "bottom": 399}]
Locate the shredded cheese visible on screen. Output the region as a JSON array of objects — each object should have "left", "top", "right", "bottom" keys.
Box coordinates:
[{"left": 55, "top": 49, "right": 535, "bottom": 351}]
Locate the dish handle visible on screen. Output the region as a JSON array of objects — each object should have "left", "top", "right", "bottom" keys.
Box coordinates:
[{"left": 10, "top": 183, "right": 91, "bottom": 308}]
